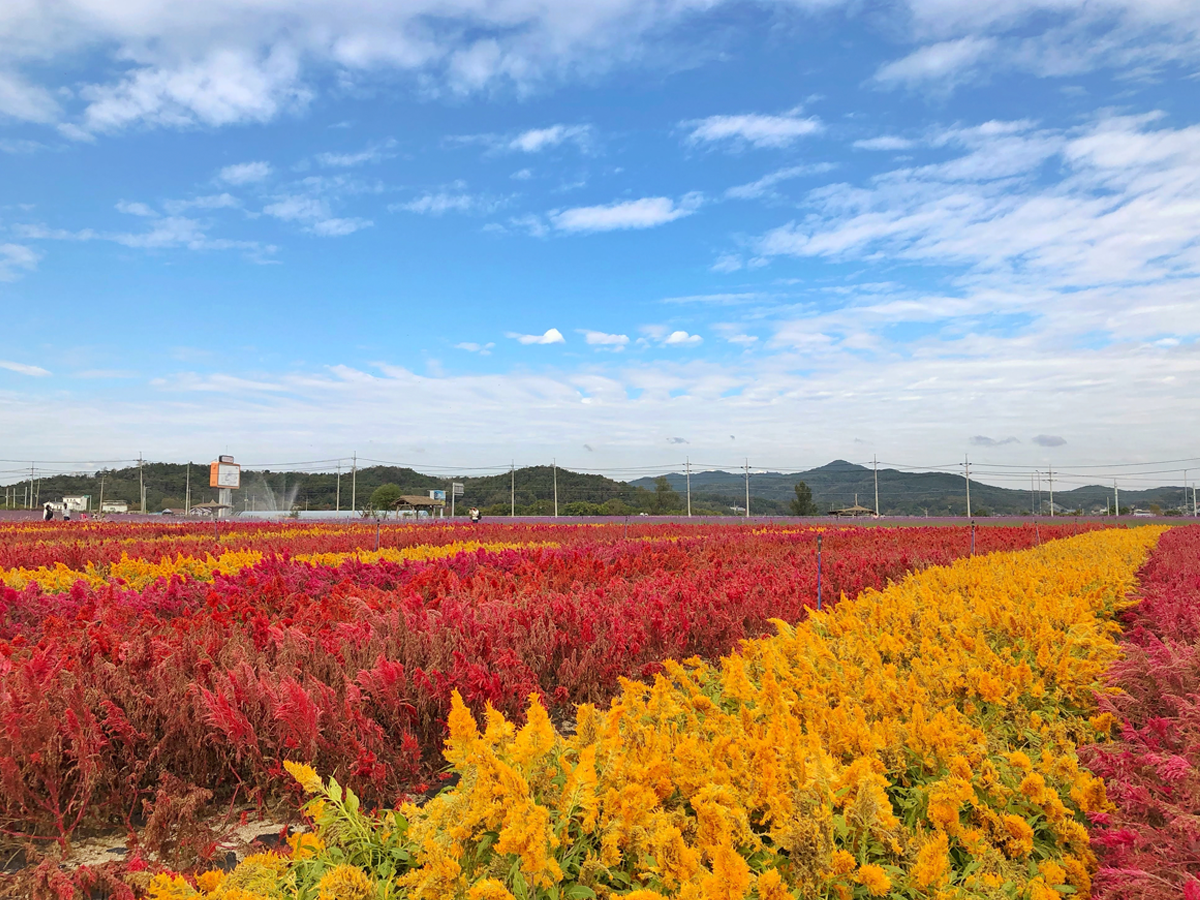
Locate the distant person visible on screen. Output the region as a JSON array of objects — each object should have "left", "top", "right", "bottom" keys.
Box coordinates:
[
  {"left": 43, "top": 503, "right": 53, "bottom": 521},
  {"left": 469, "top": 507, "right": 481, "bottom": 523},
  {"left": 63, "top": 506, "right": 71, "bottom": 522}
]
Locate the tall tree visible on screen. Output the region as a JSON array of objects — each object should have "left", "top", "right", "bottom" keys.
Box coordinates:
[
  {"left": 652, "top": 476, "right": 682, "bottom": 513},
  {"left": 791, "top": 481, "right": 816, "bottom": 516}
]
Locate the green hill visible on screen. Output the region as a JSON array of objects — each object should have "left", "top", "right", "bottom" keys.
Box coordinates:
[{"left": 4, "top": 459, "right": 1189, "bottom": 517}]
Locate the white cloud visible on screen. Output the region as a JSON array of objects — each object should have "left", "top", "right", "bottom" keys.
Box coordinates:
[
  {"left": 262, "top": 193, "right": 370, "bottom": 235},
  {"left": 115, "top": 200, "right": 156, "bottom": 217},
  {"left": 2, "top": 335, "right": 1199, "bottom": 472},
  {"left": 853, "top": 136, "right": 915, "bottom": 151},
  {"left": 663, "top": 293, "right": 763, "bottom": 305},
  {"left": 0, "top": 359, "right": 50, "bottom": 376},
  {"left": 0, "top": 138, "right": 46, "bottom": 153},
  {"left": 508, "top": 328, "right": 565, "bottom": 345},
  {"left": 0, "top": 70, "right": 61, "bottom": 124},
  {"left": 551, "top": 194, "right": 702, "bottom": 233},
  {"left": 511, "top": 168, "right": 533, "bottom": 180},
  {"left": 0, "top": 243, "right": 40, "bottom": 281},
  {"left": 663, "top": 330, "right": 703, "bottom": 347},
  {"left": 508, "top": 124, "right": 591, "bottom": 153},
  {"left": 710, "top": 254, "right": 743, "bottom": 273},
  {"left": 685, "top": 111, "right": 823, "bottom": 149},
  {"left": 163, "top": 193, "right": 240, "bottom": 214},
  {"left": 726, "top": 334, "right": 758, "bottom": 346},
  {"left": 754, "top": 114, "right": 1200, "bottom": 301},
  {"left": 581, "top": 330, "right": 629, "bottom": 349},
  {"left": 1, "top": 0, "right": 1198, "bottom": 139},
  {"left": 264, "top": 195, "right": 328, "bottom": 222},
  {"left": 726, "top": 163, "right": 837, "bottom": 200},
  {"left": 874, "top": 37, "right": 997, "bottom": 89},
  {"left": 315, "top": 139, "right": 397, "bottom": 167},
  {"left": 75, "top": 47, "right": 309, "bottom": 135},
  {"left": 392, "top": 192, "right": 498, "bottom": 215},
  {"left": 455, "top": 342, "right": 495, "bottom": 355},
  {"left": 309, "top": 217, "right": 373, "bottom": 236},
  {"left": 218, "top": 161, "right": 273, "bottom": 185}
]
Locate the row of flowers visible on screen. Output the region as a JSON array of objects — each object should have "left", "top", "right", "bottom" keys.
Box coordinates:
[
  {"left": 0, "top": 541, "right": 554, "bottom": 592},
  {"left": 1080, "top": 524, "right": 1200, "bottom": 898},
  {"left": 0, "top": 521, "right": 1101, "bottom": 584},
  {"left": 0, "top": 524, "right": 1086, "bottom": 845},
  {"left": 151, "top": 526, "right": 1167, "bottom": 899}
]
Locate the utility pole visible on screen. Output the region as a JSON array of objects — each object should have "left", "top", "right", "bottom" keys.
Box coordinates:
[
  {"left": 1048, "top": 465, "right": 1054, "bottom": 517},
  {"left": 184, "top": 464, "right": 190, "bottom": 515},
  {"left": 1031, "top": 472, "right": 1035, "bottom": 516},
  {"left": 510, "top": 461, "right": 515, "bottom": 517},
  {"left": 29, "top": 462, "right": 34, "bottom": 509},
  {"left": 336, "top": 462, "right": 341, "bottom": 512},
  {"left": 98, "top": 475, "right": 106, "bottom": 517},
  {"left": 351, "top": 452, "right": 357, "bottom": 513},
  {"left": 553, "top": 459, "right": 558, "bottom": 518},
  {"left": 963, "top": 455, "right": 971, "bottom": 518},
  {"left": 686, "top": 458, "right": 692, "bottom": 517},
  {"left": 1114, "top": 480, "right": 1119, "bottom": 517},
  {"left": 873, "top": 454, "right": 879, "bottom": 517},
  {"left": 744, "top": 459, "right": 750, "bottom": 519}
]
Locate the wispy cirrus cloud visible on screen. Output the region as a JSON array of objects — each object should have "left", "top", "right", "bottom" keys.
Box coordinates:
[
  {"left": 0, "top": 243, "right": 40, "bottom": 281},
  {"left": 874, "top": 37, "right": 997, "bottom": 89},
  {"left": 685, "top": 110, "right": 823, "bottom": 149},
  {"left": 391, "top": 190, "right": 503, "bottom": 216},
  {"left": 726, "top": 163, "right": 836, "bottom": 200},
  {"left": 263, "top": 194, "right": 372, "bottom": 236},
  {"left": 550, "top": 194, "right": 702, "bottom": 233},
  {"left": 217, "top": 161, "right": 273, "bottom": 185},
  {"left": 455, "top": 341, "right": 495, "bottom": 355},
  {"left": 0, "top": 359, "right": 51, "bottom": 376},
  {"left": 508, "top": 125, "right": 592, "bottom": 153},
  {"left": 315, "top": 138, "right": 397, "bottom": 168}
]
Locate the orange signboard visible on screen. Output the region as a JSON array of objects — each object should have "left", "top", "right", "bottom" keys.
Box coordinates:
[{"left": 209, "top": 461, "right": 241, "bottom": 489}]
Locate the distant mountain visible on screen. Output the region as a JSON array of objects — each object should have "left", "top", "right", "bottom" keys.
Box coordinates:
[
  {"left": 5, "top": 459, "right": 1190, "bottom": 516},
  {"left": 630, "top": 460, "right": 1191, "bottom": 516}
]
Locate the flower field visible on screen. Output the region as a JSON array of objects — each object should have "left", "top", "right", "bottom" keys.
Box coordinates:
[
  {"left": 0, "top": 519, "right": 1095, "bottom": 855},
  {"left": 141, "top": 524, "right": 1179, "bottom": 900}
]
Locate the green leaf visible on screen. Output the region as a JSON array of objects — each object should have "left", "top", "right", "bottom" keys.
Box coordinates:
[{"left": 564, "top": 887, "right": 597, "bottom": 899}]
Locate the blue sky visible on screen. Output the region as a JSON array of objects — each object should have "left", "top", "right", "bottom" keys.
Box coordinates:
[{"left": 1, "top": 0, "right": 1199, "bottom": 485}]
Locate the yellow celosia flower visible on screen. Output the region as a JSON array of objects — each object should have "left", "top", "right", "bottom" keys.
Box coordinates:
[
  {"left": 755, "top": 868, "right": 789, "bottom": 900},
  {"left": 466, "top": 880, "right": 517, "bottom": 900},
  {"left": 316, "top": 864, "right": 374, "bottom": 900},
  {"left": 1001, "top": 814, "right": 1034, "bottom": 857},
  {"left": 830, "top": 849, "right": 856, "bottom": 876},
  {"left": 855, "top": 864, "right": 891, "bottom": 897},
  {"left": 284, "top": 760, "right": 323, "bottom": 794},
  {"left": 287, "top": 830, "right": 325, "bottom": 859},
  {"left": 146, "top": 874, "right": 198, "bottom": 900},
  {"left": 195, "top": 871, "right": 225, "bottom": 894},
  {"left": 912, "top": 831, "right": 950, "bottom": 888}
]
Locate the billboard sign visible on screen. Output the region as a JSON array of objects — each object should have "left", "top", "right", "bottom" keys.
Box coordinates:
[
  {"left": 210, "top": 460, "right": 241, "bottom": 489},
  {"left": 452, "top": 482, "right": 465, "bottom": 496},
  {"left": 429, "top": 490, "right": 446, "bottom": 502}
]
